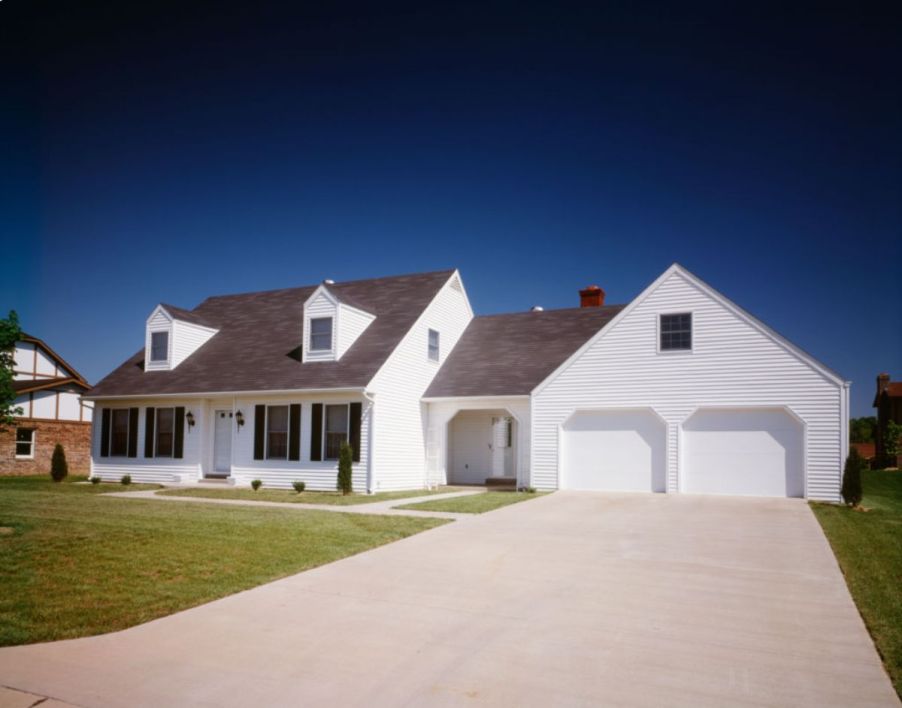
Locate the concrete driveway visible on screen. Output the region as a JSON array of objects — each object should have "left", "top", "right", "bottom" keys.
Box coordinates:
[{"left": 0, "top": 492, "right": 897, "bottom": 707}]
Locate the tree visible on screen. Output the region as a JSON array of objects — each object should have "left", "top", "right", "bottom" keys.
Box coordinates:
[
  {"left": 0, "top": 310, "right": 23, "bottom": 431},
  {"left": 337, "top": 442, "right": 353, "bottom": 495},
  {"left": 850, "top": 416, "right": 877, "bottom": 444},
  {"left": 51, "top": 444, "right": 68, "bottom": 482},
  {"left": 841, "top": 448, "right": 864, "bottom": 507}
]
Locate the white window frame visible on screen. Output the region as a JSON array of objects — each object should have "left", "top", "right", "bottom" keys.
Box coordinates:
[
  {"left": 150, "top": 331, "right": 170, "bottom": 363},
  {"left": 309, "top": 317, "right": 334, "bottom": 353},
  {"left": 154, "top": 407, "right": 176, "bottom": 458},
  {"left": 109, "top": 408, "right": 132, "bottom": 457},
  {"left": 15, "top": 428, "right": 35, "bottom": 459},
  {"left": 428, "top": 329, "right": 440, "bottom": 362},
  {"left": 265, "top": 404, "right": 290, "bottom": 461},
  {"left": 323, "top": 403, "right": 350, "bottom": 461},
  {"left": 657, "top": 312, "right": 693, "bottom": 354}
]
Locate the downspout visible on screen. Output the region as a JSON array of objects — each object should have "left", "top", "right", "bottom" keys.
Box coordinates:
[
  {"left": 363, "top": 389, "right": 375, "bottom": 494},
  {"left": 841, "top": 381, "right": 851, "bottom": 503}
]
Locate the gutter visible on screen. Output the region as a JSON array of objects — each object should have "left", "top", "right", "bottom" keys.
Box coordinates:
[{"left": 84, "top": 386, "right": 368, "bottom": 401}]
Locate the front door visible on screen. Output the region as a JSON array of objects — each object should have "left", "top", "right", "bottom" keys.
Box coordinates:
[{"left": 212, "top": 410, "right": 232, "bottom": 476}]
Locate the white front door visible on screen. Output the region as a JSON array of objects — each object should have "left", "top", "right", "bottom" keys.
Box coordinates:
[{"left": 212, "top": 410, "right": 232, "bottom": 475}]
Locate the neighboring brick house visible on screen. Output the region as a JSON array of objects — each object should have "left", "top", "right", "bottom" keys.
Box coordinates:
[
  {"left": 1, "top": 333, "right": 93, "bottom": 476},
  {"left": 874, "top": 373, "right": 902, "bottom": 467}
]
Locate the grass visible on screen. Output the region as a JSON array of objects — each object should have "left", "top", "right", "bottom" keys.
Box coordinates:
[
  {"left": 0, "top": 475, "right": 447, "bottom": 647},
  {"left": 397, "top": 490, "right": 547, "bottom": 514},
  {"left": 811, "top": 469, "right": 902, "bottom": 698},
  {"left": 158, "top": 485, "right": 468, "bottom": 506}
]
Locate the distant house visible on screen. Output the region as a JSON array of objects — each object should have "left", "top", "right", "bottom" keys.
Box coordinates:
[
  {"left": 86, "top": 265, "right": 850, "bottom": 501},
  {"left": 874, "top": 373, "right": 902, "bottom": 466},
  {"left": 1, "top": 333, "right": 93, "bottom": 476}
]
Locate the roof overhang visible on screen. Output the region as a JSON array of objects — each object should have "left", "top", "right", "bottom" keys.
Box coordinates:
[{"left": 421, "top": 394, "right": 530, "bottom": 402}]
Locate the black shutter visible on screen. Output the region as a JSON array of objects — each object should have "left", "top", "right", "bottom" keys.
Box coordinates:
[
  {"left": 349, "top": 402, "right": 362, "bottom": 463},
  {"left": 100, "top": 408, "right": 111, "bottom": 457},
  {"left": 310, "top": 403, "right": 323, "bottom": 461},
  {"left": 173, "top": 406, "right": 185, "bottom": 459},
  {"left": 127, "top": 408, "right": 139, "bottom": 458},
  {"left": 253, "top": 405, "right": 266, "bottom": 460},
  {"left": 289, "top": 404, "right": 301, "bottom": 461},
  {"left": 144, "top": 407, "right": 155, "bottom": 458}
]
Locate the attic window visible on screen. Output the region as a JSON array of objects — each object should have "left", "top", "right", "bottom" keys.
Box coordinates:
[
  {"left": 310, "top": 317, "right": 333, "bottom": 352},
  {"left": 660, "top": 313, "right": 692, "bottom": 351},
  {"left": 428, "top": 329, "right": 440, "bottom": 361},
  {"left": 150, "top": 332, "right": 169, "bottom": 362}
]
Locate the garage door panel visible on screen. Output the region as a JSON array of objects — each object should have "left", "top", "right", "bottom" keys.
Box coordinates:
[
  {"left": 562, "top": 410, "right": 666, "bottom": 492},
  {"left": 683, "top": 409, "right": 803, "bottom": 498}
]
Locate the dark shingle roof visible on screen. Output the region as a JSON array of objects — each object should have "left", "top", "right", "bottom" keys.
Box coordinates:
[
  {"left": 159, "top": 304, "right": 217, "bottom": 328},
  {"left": 424, "top": 305, "right": 625, "bottom": 397},
  {"left": 89, "top": 270, "right": 455, "bottom": 397}
]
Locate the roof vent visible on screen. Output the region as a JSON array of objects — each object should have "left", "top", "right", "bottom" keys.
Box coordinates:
[
  {"left": 323, "top": 279, "right": 335, "bottom": 285},
  {"left": 530, "top": 305, "right": 544, "bottom": 312}
]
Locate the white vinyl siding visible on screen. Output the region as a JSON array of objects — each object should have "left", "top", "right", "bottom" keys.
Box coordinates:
[
  {"left": 336, "top": 304, "right": 375, "bottom": 359},
  {"left": 532, "top": 269, "right": 845, "bottom": 501},
  {"left": 368, "top": 272, "right": 474, "bottom": 490}
]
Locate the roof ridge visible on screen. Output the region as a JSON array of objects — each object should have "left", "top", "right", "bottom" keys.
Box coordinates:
[
  {"left": 199, "top": 269, "right": 456, "bottom": 304},
  {"left": 474, "top": 304, "right": 626, "bottom": 320}
]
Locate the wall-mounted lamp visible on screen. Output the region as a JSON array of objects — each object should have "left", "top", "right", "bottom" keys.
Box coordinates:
[
  {"left": 186, "top": 411, "right": 196, "bottom": 428},
  {"left": 235, "top": 410, "right": 245, "bottom": 427}
]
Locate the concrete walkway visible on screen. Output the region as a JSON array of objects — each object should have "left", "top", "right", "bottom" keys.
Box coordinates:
[
  {"left": 0, "top": 492, "right": 897, "bottom": 707},
  {"left": 100, "top": 487, "right": 485, "bottom": 520}
]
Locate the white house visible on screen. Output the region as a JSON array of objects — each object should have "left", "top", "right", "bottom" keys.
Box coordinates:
[{"left": 87, "top": 265, "right": 849, "bottom": 501}]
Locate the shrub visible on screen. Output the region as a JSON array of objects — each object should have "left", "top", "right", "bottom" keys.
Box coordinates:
[
  {"left": 50, "top": 443, "right": 68, "bottom": 482},
  {"left": 120, "top": 474, "right": 132, "bottom": 486},
  {"left": 251, "top": 479, "right": 262, "bottom": 491},
  {"left": 337, "top": 442, "right": 353, "bottom": 495},
  {"left": 525, "top": 486, "right": 537, "bottom": 494},
  {"left": 90, "top": 476, "right": 101, "bottom": 485},
  {"left": 886, "top": 420, "right": 902, "bottom": 462},
  {"left": 292, "top": 480, "right": 306, "bottom": 493},
  {"left": 841, "top": 448, "right": 864, "bottom": 507}
]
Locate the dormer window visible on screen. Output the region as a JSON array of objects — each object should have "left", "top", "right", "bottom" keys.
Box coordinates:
[
  {"left": 310, "top": 317, "right": 333, "bottom": 352},
  {"left": 150, "top": 332, "right": 169, "bottom": 362}
]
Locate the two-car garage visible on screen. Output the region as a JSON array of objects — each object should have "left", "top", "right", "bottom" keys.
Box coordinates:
[{"left": 560, "top": 407, "right": 804, "bottom": 498}]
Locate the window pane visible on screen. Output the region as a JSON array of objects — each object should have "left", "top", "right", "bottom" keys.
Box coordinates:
[
  {"left": 428, "top": 329, "right": 439, "bottom": 361},
  {"left": 267, "top": 406, "right": 288, "bottom": 459},
  {"left": 16, "top": 428, "right": 33, "bottom": 442},
  {"left": 151, "top": 332, "right": 169, "bottom": 361},
  {"left": 324, "top": 405, "right": 348, "bottom": 460},
  {"left": 660, "top": 314, "right": 692, "bottom": 350},
  {"left": 16, "top": 442, "right": 31, "bottom": 456},
  {"left": 310, "top": 318, "right": 332, "bottom": 351},
  {"left": 156, "top": 408, "right": 174, "bottom": 457},
  {"left": 111, "top": 409, "right": 130, "bottom": 456},
  {"left": 15, "top": 429, "right": 33, "bottom": 457}
]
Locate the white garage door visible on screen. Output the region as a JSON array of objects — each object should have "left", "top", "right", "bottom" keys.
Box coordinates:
[
  {"left": 682, "top": 408, "right": 804, "bottom": 497},
  {"left": 561, "top": 409, "right": 666, "bottom": 492}
]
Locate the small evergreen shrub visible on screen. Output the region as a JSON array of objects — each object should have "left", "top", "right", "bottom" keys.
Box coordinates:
[
  {"left": 292, "top": 480, "right": 306, "bottom": 493},
  {"left": 251, "top": 479, "right": 262, "bottom": 491},
  {"left": 120, "top": 474, "right": 132, "bottom": 486},
  {"left": 50, "top": 443, "right": 68, "bottom": 482},
  {"left": 90, "top": 476, "right": 101, "bottom": 485},
  {"left": 337, "top": 442, "right": 353, "bottom": 495},
  {"left": 525, "top": 486, "right": 537, "bottom": 494},
  {"left": 841, "top": 448, "right": 864, "bottom": 507}
]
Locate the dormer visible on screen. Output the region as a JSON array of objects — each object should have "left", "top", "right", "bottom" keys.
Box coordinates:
[
  {"left": 145, "top": 304, "right": 218, "bottom": 372},
  {"left": 302, "top": 283, "right": 376, "bottom": 363}
]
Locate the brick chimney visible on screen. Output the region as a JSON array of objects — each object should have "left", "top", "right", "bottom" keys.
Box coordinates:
[
  {"left": 877, "top": 372, "right": 890, "bottom": 397},
  {"left": 579, "top": 285, "right": 605, "bottom": 308}
]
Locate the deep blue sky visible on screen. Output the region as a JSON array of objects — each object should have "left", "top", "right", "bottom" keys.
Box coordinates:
[{"left": 2, "top": 1, "right": 899, "bottom": 416}]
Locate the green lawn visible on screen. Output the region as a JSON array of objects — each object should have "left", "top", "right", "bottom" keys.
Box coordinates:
[
  {"left": 811, "top": 469, "right": 902, "bottom": 698},
  {"left": 0, "top": 476, "right": 447, "bottom": 647},
  {"left": 397, "top": 491, "right": 547, "bottom": 514},
  {"left": 158, "top": 485, "right": 468, "bottom": 505}
]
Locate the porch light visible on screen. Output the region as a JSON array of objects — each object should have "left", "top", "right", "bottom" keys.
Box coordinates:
[
  {"left": 186, "top": 411, "right": 196, "bottom": 428},
  {"left": 235, "top": 410, "right": 245, "bottom": 427}
]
